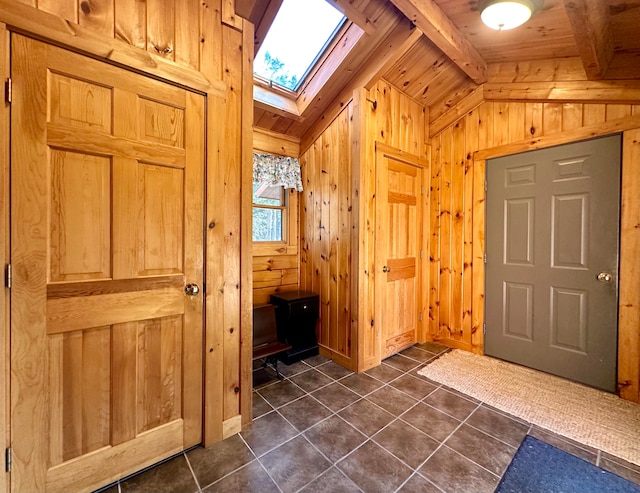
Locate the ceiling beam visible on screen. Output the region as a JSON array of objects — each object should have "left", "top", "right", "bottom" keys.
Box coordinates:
[
  {"left": 326, "top": 0, "right": 377, "bottom": 35},
  {"left": 388, "top": 0, "right": 488, "bottom": 84},
  {"left": 562, "top": 0, "right": 614, "bottom": 80}
]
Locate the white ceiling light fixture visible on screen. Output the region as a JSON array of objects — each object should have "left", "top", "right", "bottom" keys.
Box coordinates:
[{"left": 480, "top": 0, "right": 539, "bottom": 31}]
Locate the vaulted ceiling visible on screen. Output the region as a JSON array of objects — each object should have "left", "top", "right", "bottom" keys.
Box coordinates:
[{"left": 236, "top": 0, "right": 640, "bottom": 145}]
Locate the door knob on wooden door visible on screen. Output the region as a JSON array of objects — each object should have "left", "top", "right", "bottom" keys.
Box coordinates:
[
  {"left": 382, "top": 266, "right": 391, "bottom": 273},
  {"left": 185, "top": 283, "right": 200, "bottom": 296}
]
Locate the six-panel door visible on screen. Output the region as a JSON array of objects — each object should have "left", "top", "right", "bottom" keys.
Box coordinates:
[{"left": 485, "top": 135, "right": 621, "bottom": 392}]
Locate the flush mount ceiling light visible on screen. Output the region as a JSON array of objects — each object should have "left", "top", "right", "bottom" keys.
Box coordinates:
[{"left": 480, "top": 0, "right": 539, "bottom": 30}]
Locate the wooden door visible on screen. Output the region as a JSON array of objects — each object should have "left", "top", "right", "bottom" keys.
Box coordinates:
[
  {"left": 10, "top": 35, "right": 205, "bottom": 493},
  {"left": 374, "top": 145, "right": 425, "bottom": 358},
  {"left": 485, "top": 135, "right": 621, "bottom": 392}
]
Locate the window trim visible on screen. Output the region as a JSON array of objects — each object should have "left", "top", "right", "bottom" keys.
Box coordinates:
[{"left": 252, "top": 186, "right": 299, "bottom": 257}]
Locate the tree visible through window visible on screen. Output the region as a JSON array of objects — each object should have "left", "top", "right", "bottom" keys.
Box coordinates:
[
  {"left": 253, "top": 0, "right": 346, "bottom": 91},
  {"left": 253, "top": 183, "right": 286, "bottom": 242}
]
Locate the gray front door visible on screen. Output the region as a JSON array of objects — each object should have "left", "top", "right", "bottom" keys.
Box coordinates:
[{"left": 485, "top": 135, "right": 621, "bottom": 392}]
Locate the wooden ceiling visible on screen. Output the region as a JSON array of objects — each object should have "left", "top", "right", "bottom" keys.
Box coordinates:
[{"left": 237, "top": 0, "right": 640, "bottom": 146}]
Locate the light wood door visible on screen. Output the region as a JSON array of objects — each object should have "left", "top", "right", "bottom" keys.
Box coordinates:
[
  {"left": 485, "top": 135, "right": 621, "bottom": 392},
  {"left": 10, "top": 35, "right": 205, "bottom": 493},
  {"left": 375, "top": 145, "right": 425, "bottom": 358}
]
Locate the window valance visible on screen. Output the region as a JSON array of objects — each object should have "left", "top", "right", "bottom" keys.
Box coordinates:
[{"left": 253, "top": 153, "right": 303, "bottom": 192}]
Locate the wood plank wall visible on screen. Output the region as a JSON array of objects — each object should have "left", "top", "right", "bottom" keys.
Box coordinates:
[
  {"left": 429, "top": 101, "right": 640, "bottom": 401},
  {"left": 0, "top": 0, "right": 254, "bottom": 444},
  {"left": 299, "top": 80, "right": 428, "bottom": 370}
]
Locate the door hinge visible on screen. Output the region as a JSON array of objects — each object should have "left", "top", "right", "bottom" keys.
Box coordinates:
[
  {"left": 4, "top": 78, "right": 11, "bottom": 104},
  {"left": 483, "top": 323, "right": 486, "bottom": 335},
  {"left": 421, "top": 185, "right": 424, "bottom": 196},
  {"left": 484, "top": 180, "right": 487, "bottom": 192},
  {"left": 483, "top": 252, "right": 487, "bottom": 264},
  {"left": 5, "top": 264, "right": 11, "bottom": 289},
  {"left": 5, "top": 447, "right": 11, "bottom": 472},
  {"left": 419, "top": 313, "right": 423, "bottom": 321}
]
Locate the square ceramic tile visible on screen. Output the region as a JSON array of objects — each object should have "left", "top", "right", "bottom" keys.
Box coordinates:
[
  {"left": 339, "top": 399, "right": 394, "bottom": 436},
  {"left": 311, "top": 382, "right": 360, "bottom": 412},
  {"left": 365, "top": 363, "right": 404, "bottom": 383},
  {"left": 289, "top": 368, "right": 334, "bottom": 392},
  {"left": 423, "top": 388, "right": 478, "bottom": 421},
  {"left": 339, "top": 373, "right": 384, "bottom": 396},
  {"left": 202, "top": 460, "right": 279, "bottom": 493},
  {"left": 465, "top": 405, "right": 529, "bottom": 448},
  {"left": 383, "top": 354, "right": 421, "bottom": 372},
  {"left": 277, "top": 395, "right": 332, "bottom": 432},
  {"left": 397, "top": 474, "right": 444, "bottom": 493},
  {"left": 119, "top": 454, "right": 198, "bottom": 493},
  {"left": 187, "top": 434, "right": 255, "bottom": 489},
  {"left": 367, "top": 386, "right": 418, "bottom": 416},
  {"left": 252, "top": 392, "right": 273, "bottom": 420},
  {"left": 444, "top": 424, "right": 517, "bottom": 476},
  {"left": 240, "top": 411, "right": 298, "bottom": 457},
  {"left": 401, "top": 403, "right": 461, "bottom": 442},
  {"left": 259, "top": 436, "right": 331, "bottom": 493},
  {"left": 373, "top": 419, "right": 439, "bottom": 469},
  {"left": 317, "top": 361, "right": 353, "bottom": 380},
  {"left": 390, "top": 374, "right": 438, "bottom": 400},
  {"left": 257, "top": 380, "right": 306, "bottom": 408},
  {"left": 304, "top": 415, "right": 367, "bottom": 462},
  {"left": 338, "top": 441, "right": 412, "bottom": 493},
  {"left": 298, "top": 467, "right": 362, "bottom": 493},
  {"left": 419, "top": 446, "right": 498, "bottom": 493}
]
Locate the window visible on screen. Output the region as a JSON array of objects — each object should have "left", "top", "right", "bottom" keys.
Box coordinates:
[
  {"left": 253, "top": 0, "right": 346, "bottom": 91},
  {"left": 253, "top": 183, "right": 287, "bottom": 242}
]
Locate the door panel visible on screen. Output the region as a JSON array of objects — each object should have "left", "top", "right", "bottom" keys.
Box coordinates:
[
  {"left": 485, "top": 135, "right": 621, "bottom": 392},
  {"left": 11, "top": 35, "right": 204, "bottom": 493},
  {"left": 375, "top": 148, "right": 424, "bottom": 358}
]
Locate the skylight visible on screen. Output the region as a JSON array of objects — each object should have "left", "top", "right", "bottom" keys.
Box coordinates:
[{"left": 253, "top": 0, "right": 346, "bottom": 92}]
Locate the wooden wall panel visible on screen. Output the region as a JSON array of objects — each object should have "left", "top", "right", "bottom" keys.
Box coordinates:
[
  {"left": 300, "top": 82, "right": 428, "bottom": 370},
  {"left": 430, "top": 101, "right": 640, "bottom": 401},
  {"left": 299, "top": 107, "right": 353, "bottom": 366},
  {"left": 0, "top": 0, "right": 253, "bottom": 454}
]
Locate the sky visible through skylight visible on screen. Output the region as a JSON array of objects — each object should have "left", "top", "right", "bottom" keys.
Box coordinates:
[{"left": 254, "top": 0, "right": 345, "bottom": 91}]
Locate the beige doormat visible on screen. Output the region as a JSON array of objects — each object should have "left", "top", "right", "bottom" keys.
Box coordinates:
[{"left": 417, "top": 349, "right": 640, "bottom": 466}]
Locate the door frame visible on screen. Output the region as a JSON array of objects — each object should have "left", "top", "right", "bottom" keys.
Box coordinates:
[
  {"left": 372, "top": 142, "right": 430, "bottom": 366},
  {"left": 472, "top": 118, "right": 640, "bottom": 402},
  {"left": 1, "top": 21, "right": 9, "bottom": 493}
]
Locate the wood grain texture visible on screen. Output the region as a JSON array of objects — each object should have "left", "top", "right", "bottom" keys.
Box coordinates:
[
  {"left": 618, "top": 129, "right": 640, "bottom": 402},
  {"left": 10, "top": 35, "right": 205, "bottom": 493},
  {"left": 388, "top": 0, "right": 487, "bottom": 83},
  {"left": 562, "top": 0, "right": 614, "bottom": 79},
  {"left": 431, "top": 100, "right": 640, "bottom": 400},
  {"left": 240, "top": 19, "right": 254, "bottom": 429},
  {"left": 0, "top": 22, "right": 8, "bottom": 493}
]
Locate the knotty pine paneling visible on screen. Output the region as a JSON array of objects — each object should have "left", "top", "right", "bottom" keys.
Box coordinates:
[
  {"left": 1, "top": 0, "right": 254, "bottom": 447},
  {"left": 430, "top": 101, "right": 640, "bottom": 402},
  {"left": 299, "top": 106, "right": 353, "bottom": 367},
  {"left": 300, "top": 82, "right": 428, "bottom": 370}
]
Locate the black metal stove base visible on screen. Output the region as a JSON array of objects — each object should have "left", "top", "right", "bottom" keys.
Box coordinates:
[{"left": 278, "top": 345, "right": 319, "bottom": 365}]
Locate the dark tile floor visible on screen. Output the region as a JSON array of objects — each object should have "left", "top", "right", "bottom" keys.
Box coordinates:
[{"left": 101, "top": 343, "right": 640, "bottom": 493}]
